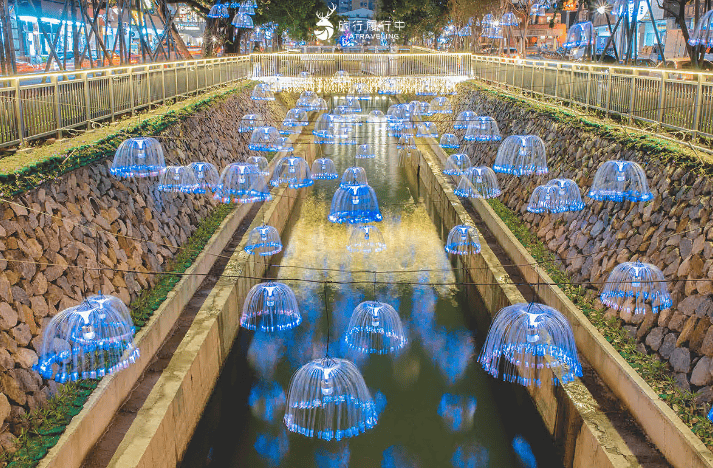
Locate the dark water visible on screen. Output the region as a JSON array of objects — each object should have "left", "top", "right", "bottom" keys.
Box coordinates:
[{"left": 180, "top": 96, "right": 563, "bottom": 468}]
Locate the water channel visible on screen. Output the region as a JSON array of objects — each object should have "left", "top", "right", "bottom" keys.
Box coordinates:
[{"left": 180, "top": 95, "right": 564, "bottom": 468}]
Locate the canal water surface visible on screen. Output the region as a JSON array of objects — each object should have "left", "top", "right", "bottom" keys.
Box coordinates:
[{"left": 180, "top": 96, "right": 563, "bottom": 468}]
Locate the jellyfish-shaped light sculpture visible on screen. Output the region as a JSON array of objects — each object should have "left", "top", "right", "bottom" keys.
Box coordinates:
[
  {"left": 397, "top": 147, "right": 420, "bottom": 168},
  {"left": 207, "top": 2, "right": 229, "bottom": 18},
  {"left": 329, "top": 184, "right": 382, "bottom": 224},
  {"left": 415, "top": 81, "right": 438, "bottom": 96},
  {"left": 464, "top": 117, "right": 501, "bottom": 142},
  {"left": 238, "top": 1, "right": 255, "bottom": 14},
  {"left": 247, "top": 155, "right": 269, "bottom": 176},
  {"left": 241, "top": 282, "right": 301, "bottom": 332},
  {"left": 493, "top": 135, "right": 548, "bottom": 176},
  {"left": 347, "top": 224, "right": 386, "bottom": 253},
  {"left": 460, "top": 166, "right": 501, "bottom": 199},
  {"left": 356, "top": 144, "right": 375, "bottom": 159},
  {"left": 367, "top": 110, "right": 387, "bottom": 124},
  {"left": 378, "top": 78, "right": 402, "bottom": 95},
  {"left": 527, "top": 178, "right": 584, "bottom": 213},
  {"left": 244, "top": 224, "right": 283, "bottom": 256},
  {"left": 397, "top": 135, "right": 416, "bottom": 150},
  {"left": 334, "top": 70, "right": 350, "bottom": 84},
  {"left": 35, "top": 294, "right": 139, "bottom": 383},
  {"left": 445, "top": 225, "right": 481, "bottom": 255},
  {"left": 214, "top": 163, "right": 272, "bottom": 204},
  {"left": 352, "top": 82, "right": 372, "bottom": 100},
  {"left": 157, "top": 165, "right": 201, "bottom": 193},
  {"left": 271, "top": 156, "right": 314, "bottom": 188},
  {"left": 314, "top": 114, "right": 341, "bottom": 138},
  {"left": 501, "top": 12, "right": 519, "bottom": 26},
  {"left": 340, "top": 166, "right": 368, "bottom": 187},
  {"left": 440, "top": 133, "right": 460, "bottom": 149},
  {"left": 249, "top": 126, "right": 281, "bottom": 152},
  {"left": 240, "top": 114, "right": 265, "bottom": 133},
  {"left": 252, "top": 82, "right": 275, "bottom": 101},
  {"left": 443, "top": 153, "right": 472, "bottom": 176},
  {"left": 563, "top": 21, "right": 594, "bottom": 49},
  {"left": 284, "top": 357, "right": 378, "bottom": 441},
  {"left": 416, "top": 122, "right": 439, "bottom": 139},
  {"left": 111, "top": 137, "right": 165, "bottom": 178},
  {"left": 479, "top": 302, "right": 583, "bottom": 387},
  {"left": 689, "top": 10, "right": 713, "bottom": 47},
  {"left": 454, "top": 111, "right": 478, "bottom": 130},
  {"left": 600, "top": 262, "right": 672, "bottom": 315},
  {"left": 430, "top": 97, "right": 453, "bottom": 114},
  {"left": 188, "top": 162, "right": 220, "bottom": 193},
  {"left": 276, "top": 137, "right": 294, "bottom": 153},
  {"left": 587, "top": 160, "right": 652, "bottom": 202},
  {"left": 231, "top": 12, "right": 254, "bottom": 28},
  {"left": 345, "top": 301, "right": 406, "bottom": 354},
  {"left": 311, "top": 158, "right": 339, "bottom": 180},
  {"left": 283, "top": 108, "right": 308, "bottom": 128},
  {"left": 530, "top": 2, "right": 548, "bottom": 16},
  {"left": 313, "top": 98, "right": 329, "bottom": 112}
]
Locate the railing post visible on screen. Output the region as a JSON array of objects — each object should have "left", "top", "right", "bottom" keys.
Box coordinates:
[
  {"left": 129, "top": 68, "right": 135, "bottom": 116},
  {"left": 84, "top": 72, "right": 91, "bottom": 129},
  {"left": 13, "top": 78, "right": 24, "bottom": 145},
  {"left": 108, "top": 71, "right": 116, "bottom": 122},
  {"left": 554, "top": 63, "right": 560, "bottom": 99},
  {"left": 605, "top": 69, "right": 612, "bottom": 117},
  {"left": 585, "top": 66, "right": 591, "bottom": 110},
  {"left": 693, "top": 74, "right": 703, "bottom": 136},
  {"left": 52, "top": 75, "right": 62, "bottom": 139},
  {"left": 146, "top": 66, "right": 152, "bottom": 107},
  {"left": 656, "top": 71, "right": 666, "bottom": 127},
  {"left": 628, "top": 70, "right": 638, "bottom": 124}
]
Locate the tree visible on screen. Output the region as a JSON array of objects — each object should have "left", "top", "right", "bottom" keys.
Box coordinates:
[
  {"left": 658, "top": 0, "right": 712, "bottom": 63},
  {"left": 448, "top": 0, "right": 495, "bottom": 51}
]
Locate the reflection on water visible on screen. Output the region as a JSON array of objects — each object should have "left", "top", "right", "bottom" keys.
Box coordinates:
[{"left": 180, "top": 96, "right": 560, "bottom": 468}]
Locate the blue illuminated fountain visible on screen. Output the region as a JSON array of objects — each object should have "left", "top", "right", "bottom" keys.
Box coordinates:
[
  {"left": 35, "top": 293, "right": 139, "bottom": 383},
  {"left": 214, "top": 163, "right": 272, "bottom": 204},
  {"left": 341, "top": 166, "right": 368, "bottom": 187},
  {"left": 440, "top": 133, "right": 460, "bottom": 149},
  {"left": 527, "top": 178, "right": 584, "bottom": 213},
  {"left": 563, "top": 21, "right": 594, "bottom": 49},
  {"left": 247, "top": 155, "right": 269, "bottom": 176},
  {"left": 207, "top": 2, "right": 229, "bottom": 18},
  {"left": 311, "top": 158, "right": 339, "bottom": 180},
  {"left": 270, "top": 156, "right": 313, "bottom": 188},
  {"left": 239, "top": 114, "right": 265, "bottom": 133},
  {"left": 600, "top": 262, "right": 672, "bottom": 315},
  {"left": 157, "top": 166, "right": 200, "bottom": 193},
  {"left": 587, "top": 160, "right": 653, "bottom": 202},
  {"left": 244, "top": 224, "right": 283, "bottom": 256},
  {"left": 379, "top": 78, "right": 402, "bottom": 95},
  {"left": 111, "top": 137, "right": 165, "bottom": 178},
  {"left": 347, "top": 224, "right": 386, "bottom": 253},
  {"left": 188, "top": 162, "right": 220, "bottom": 193},
  {"left": 416, "top": 122, "right": 439, "bottom": 138},
  {"left": 345, "top": 301, "right": 406, "bottom": 354},
  {"left": 501, "top": 11, "right": 519, "bottom": 26},
  {"left": 689, "top": 10, "right": 713, "bottom": 47},
  {"left": 275, "top": 137, "right": 294, "bottom": 153},
  {"left": 284, "top": 357, "right": 378, "bottom": 440},
  {"left": 329, "top": 183, "right": 382, "bottom": 224},
  {"left": 478, "top": 302, "right": 583, "bottom": 387},
  {"left": 249, "top": 126, "right": 281, "bottom": 152},
  {"left": 283, "top": 108, "right": 308, "bottom": 128},
  {"left": 445, "top": 225, "right": 481, "bottom": 255},
  {"left": 397, "top": 135, "right": 416, "bottom": 150},
  {"left": 443, "top": 153, "right": 472, "bottom": 176},
  {"left": 438, "top": 394, "right": 477, "bottom": 432},
  {"left": 463, "top": 117, "right": 501, "bottom": 142},
  {"left": 356, "top": 144, "right": 375, "bottom": 159},
  {"left": 459, "top": 166, "right": 501, "bottom": 198},
  {"left": 241, "top": 282, "right": 301, "bottom": 331},
  {"left": 231, "top": 12, "right": 254, "bottom": 28},
  {"left": 429, "top": 97, "right": 453, "bottom": 114},
  {"left": 493, "top": 135, "right": 548, "bottom": 176},
  {"left": 251, "top": 82, "right": 275, "bottom": 101},
  {"left": 454, "top": 111, "right": 478, "bottom": 130},
  {"left": 238, "top": 0, "right": 256, "bottom": 14},
  {"left": 409, "top": 101, "right": 432, "bottom": 118},
  {"left": 334, "top": 69, "right": 350, "bottom": 84},
  {"left": 352, "top": 82, "right": 372, "bottom": 100},
  {"left": 314, "top": 114, "right": 341, "bottom": 138},
  {"left": 367, "top": 110, "right": 387, "bottom": 124}
]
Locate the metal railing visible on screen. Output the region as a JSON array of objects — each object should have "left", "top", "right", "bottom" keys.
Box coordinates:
[
  {"left": 471, "top": 55, "right": 713, "bottom": 139},
  {"left": 250, "top": 53, "right": 471, "bottom": 78},
  {"left": 0, "top": 56, "right": 251, "bottom": 148}
]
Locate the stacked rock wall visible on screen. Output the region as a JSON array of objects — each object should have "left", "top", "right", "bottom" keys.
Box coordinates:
[
  {"left": 449, "top": 83, "right": 713, "bottom": 399},
  {"left": 0, "top": 85, "right": 285, "bottom": 451}
]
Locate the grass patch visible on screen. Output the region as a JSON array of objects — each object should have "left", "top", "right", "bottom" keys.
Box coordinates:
[
  {"left": 0, "top": 81, "right": 254, "bottom": 196},
  {"left": 0, "top": 201, "right": 237, "bottom": 468},
  {"left": 487, "top": 197, "right": 713, "bottom": 450}
]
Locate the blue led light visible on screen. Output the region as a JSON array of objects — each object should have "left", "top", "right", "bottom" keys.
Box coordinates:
[
  {"left": 328, "top": 184, "right": 382, "bottom": 224},
  {"left": 493, "top": 135, "right": 548, "bottom": 176},
  {"left": 241, "top": 282, "right": 301, "bottom": 331},
  {"left": 527, "top": 178, "right": 584, "bottom": 213},
  {"left": 344, "top": 301, "right": 406, "bottom": 354},
  {"left": 600, "top": 262, "right": 671, "bottom": 315},
  {"left": 587, "top": 160, "right": 653, "bottom": 202},
  {"left": 445, "top": 224, "right": 481, "bottom": 255},
  {"left": 244, "top": 225, "right": 283, "bottom": 256},
  {"left": 214, "top": 163, "right": 272, "bottom": 204},
  {"left": 439, "top": 133, "right": 460, "bottom": 149},
  {"left": 111, "top": 137, "right": 165, "bottom": 178}
]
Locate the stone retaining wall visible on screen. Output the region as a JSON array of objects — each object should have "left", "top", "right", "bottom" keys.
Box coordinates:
[
  {"left": 0, "top": 84, "right": 285, "bottom": 452},
  {"left": 445, "top": 82, "right": 713, "bottom": 404}
]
